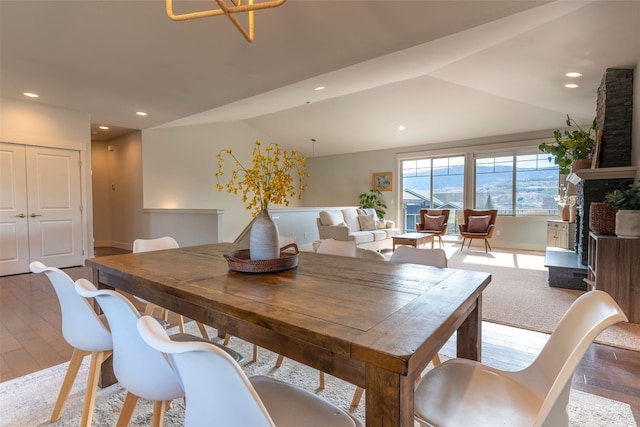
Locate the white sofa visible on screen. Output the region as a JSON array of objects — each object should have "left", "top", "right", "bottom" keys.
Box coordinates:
[{"left": 316, "top": 208, "right": 400, "bottom": 251}]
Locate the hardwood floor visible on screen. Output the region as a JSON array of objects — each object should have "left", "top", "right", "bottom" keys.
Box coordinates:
[{"left": 1, "top": 248, "right": 638, "bottom": 424}]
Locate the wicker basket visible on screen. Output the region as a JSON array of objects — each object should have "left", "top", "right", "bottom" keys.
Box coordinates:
[
  {"left": 224, "top": 243, "right": 299, "bottom": 273},
  {"left": 589, "top": 202, "right": 617, "bottom": 235}
]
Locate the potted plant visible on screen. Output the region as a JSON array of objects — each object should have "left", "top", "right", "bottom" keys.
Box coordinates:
[
  {"left": 538, "top": 115, "right": 597, "bottom": 174},
  {"left": 215, "top": 141, "right": 310, "bottom": 259},
  {"left": 605, "top": 181, "right": 640, "bottom": 238},
  {"left": 358, "top": 188, "right": 387, "bottom": 220}
]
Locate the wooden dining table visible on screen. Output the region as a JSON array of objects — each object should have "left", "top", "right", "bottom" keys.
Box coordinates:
[{"left": 86, "top": 242, "right": 491, "bottom": 427}]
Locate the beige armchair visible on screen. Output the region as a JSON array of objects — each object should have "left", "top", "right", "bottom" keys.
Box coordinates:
[
  {"left": 458, "top": 209, "right": 498, "bottom": 252},
  {"left": 415, "top": 209, "right": 450, "bottom": 248}
]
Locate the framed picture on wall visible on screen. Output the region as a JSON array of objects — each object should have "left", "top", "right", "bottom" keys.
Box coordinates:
[{"left": 372, "top": 172, "right": 392, "bottom": 191}]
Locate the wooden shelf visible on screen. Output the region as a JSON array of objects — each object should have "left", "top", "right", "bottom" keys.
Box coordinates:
[
  {"left": 588, "top": 232, "right": 640, "bottom": 323},
  {"left": 567, "top": 166, "right": 636, "bottom": 185}
]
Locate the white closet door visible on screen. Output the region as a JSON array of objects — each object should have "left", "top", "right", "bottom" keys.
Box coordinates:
[
  {"left": 0, "top": 143, "right": 30, "bottom": 275},
  {"left": 25, "top": 146, "right": 83, "bottom": 269},
  {"left": 0, "top": 143, "right": 84, "bottom": 275}
]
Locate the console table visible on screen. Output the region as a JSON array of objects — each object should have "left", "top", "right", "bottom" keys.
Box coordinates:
[{"left": 587, "top": 232, "right": 640, "bottom": 323}]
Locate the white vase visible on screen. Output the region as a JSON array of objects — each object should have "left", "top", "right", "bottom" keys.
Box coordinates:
[
  {"left": 250, "top": 210, "right": 280, "bottom": 260},
  {"left": 615, "top": 210, "right": 640, "bottom": 239}
]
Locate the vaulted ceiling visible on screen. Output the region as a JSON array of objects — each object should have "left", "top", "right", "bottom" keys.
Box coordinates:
[{"left": 1, "top": 1, "right": 639, "bottom": 157}]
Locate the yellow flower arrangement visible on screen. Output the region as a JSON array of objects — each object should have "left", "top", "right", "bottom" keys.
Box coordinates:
[{"left": 215, "top": 141, "right": 310, "bottom": 216}]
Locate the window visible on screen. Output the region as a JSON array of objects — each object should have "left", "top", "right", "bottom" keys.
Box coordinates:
[
  {"left": 402, "top": 156, "right": 464, "bottom": 232},
  {"left": 475, "top": 153, "right": 559, "bottom": 215}
]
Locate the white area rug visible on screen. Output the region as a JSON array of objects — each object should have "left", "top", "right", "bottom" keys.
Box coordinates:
[{"left": 0, "top": 323, "right": 636, "bottom": 427}]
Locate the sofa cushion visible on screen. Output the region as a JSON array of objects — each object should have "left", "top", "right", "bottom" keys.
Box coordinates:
[
  {"left": 349, "top": 231, "right": 375, "bottom": 245},
  {"left": 319, "top": 210, "right": 343, "bottom": 226},
  {"left": 382, "top": 228, "right": 401, "bottom": 238},
  {"left": 362, "top": 208, "right": 379, "bottom": 220},
  {"left": 342, "top": 209, "right": 362, "bottom": 232},
  {"left": 467, "top": 215, "right": 490, "bottom": 233},
  {"left": 357, "top": 214, "right": 377, "bottom": 231},
  {"left": 370, "top": 230, "right": 388, "bottom": 241},
  {"left": 423, "top": 214, "right": 445, "bottom": 231}
]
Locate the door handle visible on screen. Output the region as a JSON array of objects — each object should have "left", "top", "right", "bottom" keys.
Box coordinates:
[
  {"left": 15, "top": 213, "right": 26, "bottom": 218},
  {"left": 30, "top": 213, "right": 43, "bottom": 217}
]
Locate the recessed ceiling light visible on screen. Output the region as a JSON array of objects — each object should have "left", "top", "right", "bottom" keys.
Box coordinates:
[
  {"left": 136, "top": 111, "right": 147, "bottom": 116},
  {"left": 565, "top": 72, "right": 582, "bottom": 78},
  {"left": 564, "top": 83, "right": 579, "bottom": 89},
  {"left": 99, "top": 126, "right": 109, "bottom": 130},
  {"left": 23, "top": 92, "right": 39, "bottom": 98},
  {"left": 314, "top": 86, "right": 325, "bottom": 91},
  {"left": 397, "top": 125, "right": 406, "bottom": 131}
]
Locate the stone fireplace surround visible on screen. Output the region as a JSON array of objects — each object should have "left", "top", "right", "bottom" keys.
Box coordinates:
[{"left": 568, "top": 68, "right": 636, "bottom": 266}]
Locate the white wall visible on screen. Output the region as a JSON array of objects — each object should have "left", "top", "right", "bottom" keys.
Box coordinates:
[
  {"left": 91, "top": 140, "right": 111, "bottom": 246},
  {"left": 103, "top": 131, "right": 146, "bottom": 249},
  {"left": 0, "top": 97, "right": 94, "bottom": 256},
  {"left": 142, "top": 121, "right": 305, "bottom": 242}
]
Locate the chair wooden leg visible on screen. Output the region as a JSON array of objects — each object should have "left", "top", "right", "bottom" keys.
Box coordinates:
[
  {"left": 438, "top": 236, "right": 444, "bottom": 248},
  {"left": 274, "top": 354, "right": 285, "bottom": 368},
  {"left": 196, "top": 322, "right": 209, "bottom": 340},
  {"left": 116, "top": 392, "right": 139, "bottom": 427},
  {"left": 486, "top": 239, "right": 492, "bottom": 252},
  {"left": 252, "top": 344, "right": 258, "bottom": 362},
  {"left": 319, "top": 371, "right": 325, "bottom": 390},
  {"left": 144, "top": 303, "right": 157, "bottom": 316},
  {"left": 151, "top": 400, "right": 170, "bottom": 427},
  {"left": 351, "top": 387, "right": 365, "bottom": 407},
  {"left": 467, "top": 238, "right": 472, "bottom": 249},
  {"left": 432, "top": 353, "right": 441, "bottom": 366},
  {"left": 460, "top": 238, "right": 466, "bottom": 250},
  {"left": 177, "top": 315, "right": 185, "bottom": 333},
  {"left": 80, "top": 350, "right": 111, "bottom": 427},
  {"left": 223, "top": 333, "right": 231, "bottom": 346},
  {"left": 51, "top": 348, "right": 89, "bottom": 422}
]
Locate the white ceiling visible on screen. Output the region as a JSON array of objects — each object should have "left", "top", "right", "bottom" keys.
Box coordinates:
[{"left": 1, "top": 0, "right": 639, "bottom": 158}]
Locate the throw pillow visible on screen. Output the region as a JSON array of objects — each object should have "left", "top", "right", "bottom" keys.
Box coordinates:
[
  {"left": 467, "top": 215, "right": 490, "bottom": 233},
  {"left": 423, "top": 214, "right": 445, "bottom": 231},
  {"left": 319, "top": 210, "right": 343, "bottom": 226},
  {"left": 357, "top": 214, "right": 377, "bottom": 231}
]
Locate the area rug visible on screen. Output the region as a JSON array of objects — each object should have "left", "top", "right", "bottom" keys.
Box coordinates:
[
  {"left": 445, "top": 247, "right": 640, "bottom": 352},
  {"left": 0, "top": 323, "right": 636, "bottom": 427}
]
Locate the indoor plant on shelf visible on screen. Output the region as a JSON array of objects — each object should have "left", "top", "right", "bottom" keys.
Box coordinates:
[
  {"left": 215, "top": 141, "right": 310, "bottom": 259},
  {"left": 538, "top": 115, "right": 597, "bottom": 174},
  {"left": 605, "top": 181, "right": 640, "bottom": 238}
]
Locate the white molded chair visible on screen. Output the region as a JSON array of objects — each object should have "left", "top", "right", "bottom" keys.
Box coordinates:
[
  {"left": 414, "top": 290, "right": 627, "bottom": 427},
  {"left": 389, "top": 246, "right": 448, "bottom": 268},
  {"left": 137, "top": 315, "right": 363, "bottom": 427},
  {"left": 316, "top": 238, "right": 358, "bottom": 257},
  {"left": 74, "top": 278, "right": 242, "bottom": 427},
  {"left": 133, "top": 236, "right": 209, "bottom": 339},
  {"left": 29, "top": 261, "right": 112, "bottom": 427}
]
